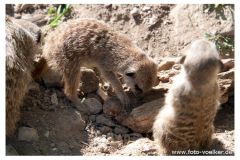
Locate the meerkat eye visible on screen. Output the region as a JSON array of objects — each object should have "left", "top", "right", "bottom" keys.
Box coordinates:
[{"left": 125, "top": 72, "right": 135, "bottom": 77}]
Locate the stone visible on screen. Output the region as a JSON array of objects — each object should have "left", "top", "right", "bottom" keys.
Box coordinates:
[
  {"left": 18, "top": 127, "right": 39, "bottom": 142},
  {"left": 24, "top": 14, "right": 48, "bottom": 27},
  {"left": 51, "top": 93, "right": 58, "bottom": 105},
  {"left": 96, "top": 114, "right": 116, "bottom": 127},
  {"left": 115, "top": 138, "right": 159, "bottom": 156},
  {"left": 97, "top": 88, "right": 109, "bottom": 101},
  {"left": 15, "top": 4, "right": 34, "bottom": 13},
  {"left": 99, "top": 126, "right": 112, "bottom": 134},
  {"left": 218, "top": 69, "right": 234, "bottom": 104},
  {"left": 158, "top": 58, "right": 177, "bottom": 71},
  {"left": 148, "top": 15, "right": 160, "bottom": 29},
  {"left": 130, "top": 7, "right": 140, "bottom": 17},
  {"left": 121, "top": 98, "right": 165, "bottom": 133},
  {"left": 142, "top": 6, "right": 151, "bottom": 12},
  {"left": 28, "top": 81, "right": 40, "bottom": 91},
  {"left": 6, "top": 145, "right": 19, "bottom": 155},
  {"left": 103, "top": 96, "right": 122, "bottom": 117},
  {"left": 221, "top": 59, "right": 234, "bottom": 72},
  {"left": 89, "top": 115, "right": 96, "bottom": 122},
  {"left": 6, "top": 4, "right": 14, "bottom": 16},
  {"left": 82, "top": 98, "right": 103, "bottom": 115},
  {"left": 157, "top": 71, "right": 170, "bottom": 83},
  {"left": 54, "top": 109, "right": 86, "bottom": 139},
  {"left": 80, "top": 68, "right": 99, "bottom": 94},
  {"left": 113, "top": 125, "right": 129, "bottom": 134}
]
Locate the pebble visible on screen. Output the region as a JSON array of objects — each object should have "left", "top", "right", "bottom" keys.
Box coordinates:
[
  {"left": 142, "top": 6, "right": 151, "bottom": 12},
  {"left": 51, "top": 93, "right": 58, "bottom": 105},
  {"left": 130, "top": 7, "right": 140, "bottom": 17},
  {"left": 99, "top": 126, "right": 112, "bottom": 134},
  {"left": 114, "top": 125, "right": 130, "bottom": 134},
  {"left": 96, "top": 114, "right": 116, "bottom": 127},
  {"left": 18, "top": 127, "right": 39, "bottom": 142},
  {"left": 83, "top": 98, "right": 103, "bottom": 114},
  {"left": 89, "top": 115, "right": 96, "bottom": 122}
]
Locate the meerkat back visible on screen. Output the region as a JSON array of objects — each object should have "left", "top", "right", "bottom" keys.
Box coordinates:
[{"left": 153, "top": 39, "right": 222, "bottom": 155}]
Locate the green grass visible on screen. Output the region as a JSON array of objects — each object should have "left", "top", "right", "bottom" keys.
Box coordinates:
[
  {"left": 203, "top": 4, "right": 226, "bottom": 13},
  {"left": 47, "top": 4, "right": 71, "bottom": 28},
  {"left": 205, "top": 32, "right": 234, "bottom": 56}
]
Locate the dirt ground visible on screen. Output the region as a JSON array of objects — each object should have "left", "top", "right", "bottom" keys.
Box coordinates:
[{"left": 6, "top": 4, "right": 234, "bottom": 156}]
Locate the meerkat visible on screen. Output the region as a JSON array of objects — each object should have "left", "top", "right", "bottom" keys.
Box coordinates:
[
  {"left": 152, "top": 39, "right": 223, "bottom": 155},
  {"left": 43, "top": 19, "right": 158, "bottom": 110},
  {"left": 6, "top": 16, "right": 41, "bottom": 137}
]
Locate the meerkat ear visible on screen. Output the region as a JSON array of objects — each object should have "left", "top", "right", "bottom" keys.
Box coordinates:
[{"left": 179, "top": 55, "right": 186, "bottom": 64}]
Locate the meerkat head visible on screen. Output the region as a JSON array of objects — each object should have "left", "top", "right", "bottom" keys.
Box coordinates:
[
  {"left": 123, "top": 54, "right": 158, "bottom": 96},
  {"left": 14, "top": 19, "right": 42, "bottom": 44},
  {"left": 180, "top": 39, "right": 224, "bottom": 85}
]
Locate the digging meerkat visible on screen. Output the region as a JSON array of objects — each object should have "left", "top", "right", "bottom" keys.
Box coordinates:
[
  {"left": 153, "top": 39, "right": 223, "bottom": 155},
  {"left": 43, "top": 19, "right": 158, "bottom": 110},
  {"left": 6, "top": 16, "right": 41, "bottom": 137}
]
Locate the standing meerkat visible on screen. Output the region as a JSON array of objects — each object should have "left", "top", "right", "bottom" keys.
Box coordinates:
[
  {"left": 43, "top": 19, "right": 158, "bottom": 109},
  {"left": 152, "top": 39, "right": 223, "bottom": 155},
  {"left": 6, "top": 17, "right": 41, "bottom": 137}
]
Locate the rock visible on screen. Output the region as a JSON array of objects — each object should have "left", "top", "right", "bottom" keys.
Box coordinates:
[
  {"left": 80, "top": 68, "right": 99, "bottom": 94},
  {"left": 83, "top": 98, "right": 103, "bottom": 114},
  {"left": 97, "top": 88, "right": 109, "bottom": 101},
  {"left": 109, "top": 141, "right": 122, "bottom": 148},
  {"left": 148, "top": 15, "right": 160, "bottom": 30},
  {"left": 89, "top": 115, "right": 96, "bottom": 122},
  {"left": 121, "top": 98, "right": 165, "bottom": 133},
  {"left": 103, "top": 97, "right": 122, "bottom": 117},
  {"left": 218, "top": 69, "right": 234, "bottom": 104},
  {"left": 6, "top": 4, "right": 14, "bottom": 16},
  {"left": 15, "top": 4, "right": 34, "bottom": 13},
  {"left": 130, "top": 7, "right": 140, "bottom": 17},
  {"left": 99, "top": 126, "right": 112, "bottom": 134},
  {"left": 18, "top": 127, "right": 39, "bottom": 142},
  {"left": 23, "top": 14, "right": 48, "bottom": 27},
  {"left": 115, "top": 138, "right": 159, "bottom": 156},
  {"left": 158, "top": 58, "right": 177, "bottom": 71},
  {"left": 104, "top": 4, "right": 112, "bottom": 9},
  {"left": 55, "top": 109, "right": 86, "bottom": 139},
  {"left": 221, "top": 59, "right": 234, "bottom": 72},
  {"left": 51, "top": 93, "right": 58, "bottom": 105},
  {"left": 96, "top": 114, "right": 116, "bottom": 127},
  {"left": 115, "top": 134, "right": 123, "bottom": 141},
  {"left": 113, "top": 125, "right": 129, "bottom": 134},
  {"left": 28, "top": 81, "right": 40, "bottom": 91},
  {"left": 157, "top": 71, "right": 170, "bottom": 83},
  {"left": 142, "top": 6, "right": 151, "bottom": 12},
  {"left": 6, "top": 145, "right": 19, "bottom": 155},
  {"left": 44, "top": 131, "right": 50, "bottom": 138}
]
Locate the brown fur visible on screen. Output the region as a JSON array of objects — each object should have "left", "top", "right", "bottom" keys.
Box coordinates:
[
  {"left": 153, "top": 39, "right": 222, "bottom": 155},
  {"left": 43, "top": 19, "right": 157, "bottom": 109},
  {"left": 6, "top": 17, "right": 41, "bottom": 137}
]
